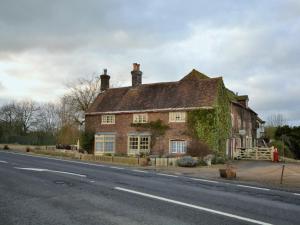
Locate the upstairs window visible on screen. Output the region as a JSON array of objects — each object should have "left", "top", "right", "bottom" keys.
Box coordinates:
[
  {"left": 133, "top": 113, "right": 148, "bottom": 123},
  {"left": 101, "top": 115, "right": 115, "bottom": 124},
  {"left": 169, "top": 112, "right": 186, "bottom": 122}
]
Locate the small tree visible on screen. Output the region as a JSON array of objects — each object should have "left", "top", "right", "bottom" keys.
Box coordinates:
[{"left": 80, "top": 131, "right": 94, "bottom": 154}]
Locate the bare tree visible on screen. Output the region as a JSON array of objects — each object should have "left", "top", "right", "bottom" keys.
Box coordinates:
[
  {"left": 62, "top": 75, "right": 101, "bottom": 126},
  {"left": 0, "top": 102, "right": 17, "bottom": 126},
  {"left": 267, "top": 114, "right": 287, "bottom": 127},
  {"left": 0, "top": 102, "right": 21, "bottom": 134},
  {"left": 37, "top": 102, "right": 60, "bottom": 133},
  {"left": 15, "top": 100, "right": 40, "bottom": 133}
]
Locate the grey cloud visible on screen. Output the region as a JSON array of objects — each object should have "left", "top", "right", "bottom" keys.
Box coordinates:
[
  {"left": 0, "top": 81, "right": 5, "bottom": 91},
  {"left": 0, "top": 0, "right": 299, "bottom": 125}
]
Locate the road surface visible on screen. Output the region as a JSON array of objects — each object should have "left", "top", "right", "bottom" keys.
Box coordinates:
[{"left": 0, "top": 150, "right": 299, "bottom": 225}]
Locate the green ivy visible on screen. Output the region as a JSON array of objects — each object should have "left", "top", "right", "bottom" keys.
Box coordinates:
[
  {"left": 131, "top": 119, "right": 169, "bottom": 147},
  {"left": 187, "top": 80, "right": 231, "bottom": 156}
]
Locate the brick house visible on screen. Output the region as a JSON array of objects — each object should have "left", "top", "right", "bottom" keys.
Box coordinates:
[{"left": 85, "top": 63, "right": 263, "bottom": 158}]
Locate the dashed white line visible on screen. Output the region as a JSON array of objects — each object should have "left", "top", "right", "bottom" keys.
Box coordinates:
[
  {"left": 132, "top": 169, "right": 148, "bottom": 173},
  {"left": 2, "top": 151, "right": 296, "bottom": 197},
  {"left": 189, "top": 177, "right": 219, "bottom": 184},
  {"left": 157, "top": 173, "right": 178, "bottom": 178},
  {"left": 237, "top": 185, "right": 270, "bottom": 191},
  {"left": 14, "top": 167, "right": 87, "bottom": 177},
  {"left": 110, "top": 166, "right": 124, "bottom": 170},
  {"left": 115, "top": 187, "right": 272, "bottom": 225}
]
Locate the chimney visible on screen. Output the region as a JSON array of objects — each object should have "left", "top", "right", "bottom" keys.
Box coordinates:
[
  {"left": 131, "top": 63, "right": 142, "bottom": 87},
  {"left": 100, "top": 69, "right": 110, "bottom": 92}
]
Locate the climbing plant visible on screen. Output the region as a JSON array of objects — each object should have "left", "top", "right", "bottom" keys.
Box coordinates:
[
  {"left": 131, "top": 119, "right": 169, "bottom": 147},
  {"left": 187, "top": 80, "right": 231, "bottom": 156}
]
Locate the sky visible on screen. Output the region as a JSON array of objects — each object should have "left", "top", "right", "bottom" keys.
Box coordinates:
[{"left": 0, "top": 0, "right": 300, "bottom": 125}]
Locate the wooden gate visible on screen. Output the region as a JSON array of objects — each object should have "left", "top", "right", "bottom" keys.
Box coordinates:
[{"left": 234, "top": 147, "right": 275, "bottom": 160}]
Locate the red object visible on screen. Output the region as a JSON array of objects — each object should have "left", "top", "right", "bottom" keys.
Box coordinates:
[{"left": 273, "top": 148, "right": 279, "bottom": 162}]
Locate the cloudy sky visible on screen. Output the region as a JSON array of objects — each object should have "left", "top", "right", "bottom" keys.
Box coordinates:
[{"left": 0, "top": 0, "right": 299, "bottom": 124}]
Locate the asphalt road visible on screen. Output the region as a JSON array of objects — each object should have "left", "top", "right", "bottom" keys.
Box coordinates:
[{"left": 0, "top": 151, "right": 299, "bottom": 225}]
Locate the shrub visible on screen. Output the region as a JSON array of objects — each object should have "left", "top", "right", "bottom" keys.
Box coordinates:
[
  {"left": 197, "top": 159, "right": 207, "bottom": 166},
  {"left": 177, "top": 156, "right": 197, "bottom": 167},
  {"left": 80, "top": 131, "right": 94, "bottom": 154},
  {"left": 186, "top": 140, "right": 212, "bottom": 157},
  {"left": 114, "top": 152, "right": 127, "bottom": 157},
  {"left": 139, "top": 152, "right": 150, "bottom": 158},
  {"left": 212, "top": 156, "right": 226, "bottom": 164},
  {"left": 271, "top": 140, "right": 294, "bottom": 158},
  {"left": 3, "top": 145, "right": 9, "bottom": 150}
]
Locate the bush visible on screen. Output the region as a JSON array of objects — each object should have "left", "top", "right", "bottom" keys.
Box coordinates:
[
  {"left": 114, "top": 152, "right": 127, "bottom": 157},
  {"left": 197, "top": 159, "right": 207, "bottom": 166},
  {"left": 271, "top": 140, "right": 294, "bottom": 158},
  {"left": 177, "top": 156, "right": 197, "bottom": 167},
  {"left": 186, "top": 140, "right": 212, "bottom": 157},
  {"left": 139, "top": 152, "right": 150, "bottom": 158},
  {"left": 3, "top": 145, "right": 9, "bottom": 150},
  {"left": 212, "top": 156, "right": 226, "bottom": 164},
  {"left": 80, "top": 131, "right": 94, "bottom": 154}
]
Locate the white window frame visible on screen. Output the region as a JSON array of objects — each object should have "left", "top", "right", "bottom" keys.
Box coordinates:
[
  {"left": 169, "top": 112, "right": 186, "bottom": 123},
  {"left": 169, "top": 140, "right": 187, "bottom": 154},
  {"left": 101, "top": 115, "right": 115, "bottom": 124},
  {"left": 128, "top": 135, "right": 151, "bottom": 155},
  {"left": 94, "top": 134, "right": 115, "bottom": 154},
  {"left": 133, "top": 113, "right": 148, "bottom": 124}
]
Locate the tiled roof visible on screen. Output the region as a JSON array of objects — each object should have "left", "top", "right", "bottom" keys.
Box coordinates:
[{"left": 86, "top": 69, "right": 222, "bottom": 114}]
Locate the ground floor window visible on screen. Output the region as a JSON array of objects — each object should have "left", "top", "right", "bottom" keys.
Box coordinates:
[
  {"left": 170, "top": 140, "right": 187, "bottom": 154},
  {"left": 95, "top": 134, "right": 115, "bottom": 154},
  {"left": 128, "top": 135, "right": 150, "bottom": 155}
]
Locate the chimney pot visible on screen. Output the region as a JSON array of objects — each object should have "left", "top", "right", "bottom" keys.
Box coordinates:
[
  {"left": 100, "top": 68, "right": 110, "bottom": 92},
  {"left": 131, "top": 63, "right": 142, "bottom": 87}
]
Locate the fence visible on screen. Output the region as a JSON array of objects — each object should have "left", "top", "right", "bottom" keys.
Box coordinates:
[
  {"left": 234, "top": 147, "right": 275, "bottom": 160},
  {"left": 150, "top": 157, "right": 178, "bottom": 167},
  {"left": 1, "top": 144, "right": 182, "bottom": 167}
]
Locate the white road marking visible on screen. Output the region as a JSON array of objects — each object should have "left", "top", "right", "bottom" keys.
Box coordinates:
[
  {"left": 1, "top": 151, "right": 109, "bottom": 168},
  {"left": 89, "top": 180, "right": 96, "bottom": 183},
  {"left": 237, "top": 185, "right": 270, "bottom": 191},
  {"left": 15, "top": 167, "right": 45, "bottom": 171},
  {"left": 115, "top": 187, "right": 272, "bottom": 225},
  {"left": 0, "top": 160, "right": 8, "bottom": 163},
  {"left": 14, "top": 167, "right": 86, "bottom": 177},
  {"left": 157, "top": 173, "right": 178, "bottom": 178},
  {"left": 189, "top": 177, "right": 219, "bottom": 184},
  {"left": 132, "top": 169, "right": 148, "bottom": 173},
  {"left": 109, "top": 166, "right": 124, "bottom": 170},
  {"left": 293, "top": 193, "right": 300, "bottom": 196}
]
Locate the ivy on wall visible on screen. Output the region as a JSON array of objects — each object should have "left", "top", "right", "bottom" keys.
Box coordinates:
[
  {"left": 131, "top": 119, "right": 169, "bottom": 147},
  {"left": 187, "top": 80, "right": 231, "bottom": 156}
]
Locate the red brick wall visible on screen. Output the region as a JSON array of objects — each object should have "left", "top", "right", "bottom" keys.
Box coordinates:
[{"left": 85, "top": 112, "right": 191, "bottom": 155}]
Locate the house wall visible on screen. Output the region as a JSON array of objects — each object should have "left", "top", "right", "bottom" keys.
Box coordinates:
[
  {"left": 85, "top": 112, "right": 191, "bottom": 155},
  {"left": 230, "top": 103, "right": 257, "bottom": 148}
]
